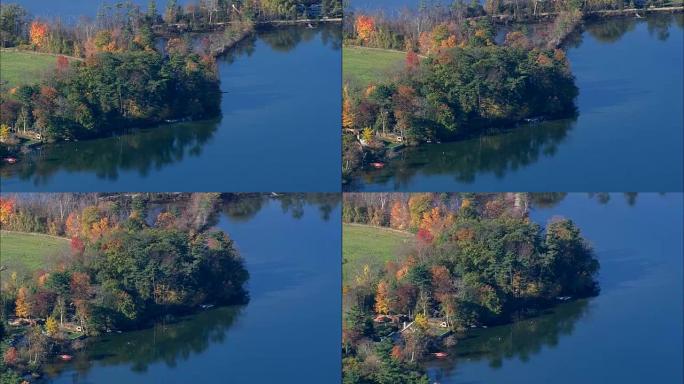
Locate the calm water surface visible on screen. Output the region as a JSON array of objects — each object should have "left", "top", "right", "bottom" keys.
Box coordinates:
[
  {"left": 349, "top": 15, "right": 684, "bottom": 191},
  {"left": 426, "top": 193, "right": 683, "bottom": 383},
  {"left": 2, "top": 2, "right": 341, "bottom": 192},
  {"left": 44, "top": 197, "right": 341, "bottom": 383}
]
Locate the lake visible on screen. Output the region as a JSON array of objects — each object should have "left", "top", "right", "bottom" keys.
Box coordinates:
[
  {"left": 1, "top": 2, "right": 341, "bottom": 192},
  {"left": 42, "top": 195, "right": 342, "bottom": 383},
  {"left": 348, "top": 15, "right": 684, "bottom": 191},
  {"left": 425, "top": 193, "right": 683, "bottom": 383}
]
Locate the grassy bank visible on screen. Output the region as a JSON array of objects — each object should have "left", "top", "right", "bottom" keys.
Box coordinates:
[
  {"left": 0, "top": 230, "right": 70, "bottom": 279},
  {"left": 342, "top": 223, "right": 413, "bottom": 283},
  {"left": 343, "top": 46, "right": 405, "bottom": 85},
  {"left": 0, "top": 50, "right": 75, "bottom": 87}
]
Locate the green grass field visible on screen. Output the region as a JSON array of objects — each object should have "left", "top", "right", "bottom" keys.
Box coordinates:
[
  {"left": 343, "top": 223, "right": 413, "bottom": 283},
  {"left": 343, "top": 46, "right": 406, "bottom": 86},
  {"left": 0, "top": 50, "right": 62, "bottom": 87},
  {"left": 0, "top": 231, "right": 69, "bottom": 278}
]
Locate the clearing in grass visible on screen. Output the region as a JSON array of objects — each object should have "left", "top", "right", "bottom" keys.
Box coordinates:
[
  {"left": 343, "top": 46, "right": 406, "bottom": 86},
  {"left": 343, "top": 223, "right": 413, "bottom": 283},
  {"left": 0, "top": 50, "right": 66, "bottom": 87},
  {"left": 0, "top": 230, "right": 70, "bottom": 279}
]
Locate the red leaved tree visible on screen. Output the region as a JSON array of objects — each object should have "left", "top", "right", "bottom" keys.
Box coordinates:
[
  {"left": 406, "top": 51, "right": 420, "bottom": 71},
  {"left": 56, "top": 55, "right": 69, "bottom": 73}
]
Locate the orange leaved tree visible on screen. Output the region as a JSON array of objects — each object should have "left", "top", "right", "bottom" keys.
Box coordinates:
[
  {"left": 355, "top": 15, "right": 375, "bottom": 43},
  {"left": 30, "top": 21, "right": 48, "bottom": 48}
]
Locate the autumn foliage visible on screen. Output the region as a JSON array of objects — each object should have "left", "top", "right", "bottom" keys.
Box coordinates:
[
  {"left": 0, "top": 197, "right": 15, "bottom": 226},
  {"left": 45, "top": 316, "right": 59, "bottom": 336},
  {"left": 390, "top": 200, "right": 410, "bottom": 230},
  {"left": 342, "top": 86, "right": 355, "bottom": 130},
  {"left": 405, "top": 50, "right": 420, "bottom": 70},
  {"left": 15, "top": 287, "right": 31, "bottom": 318},
  {"left": 56, "top": 55, "right": 70, "bottom": 72},
  {"left": 419, "top": 207, "right": 454, "bottom": 241},
  {"left": 3, "top": 347, "right": 18, "bottom": 366},
  {"left": 30, "top": 21, "right": 48, "bottom": 48},
  {"left": 70, "top": 236, "right": 85, "bottom": 254},
  {"left": 355, "top": 15, "right": 375, "bottom": 43},
  {"left": 375, "top": 281, "right": 391, "bottom": 315},
  {"left": 416, "top": 228, "right": 433, "bottom": 243},
  {"left": 391, "top": 345, "right": 403, "bottom": 360}
]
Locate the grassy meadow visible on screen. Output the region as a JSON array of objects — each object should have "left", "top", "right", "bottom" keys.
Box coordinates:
[
  {"left": 0, "top": 50, "right": 64, "bottom": 87},
  {"left": 343, "top": 46, "right": 406, "bottom": 85},
  {"left": 343, "top": 223, "right": 413, "bottom": 283},
  {"left": 0, "top": 230, "right": 70, "bottom": 279}
]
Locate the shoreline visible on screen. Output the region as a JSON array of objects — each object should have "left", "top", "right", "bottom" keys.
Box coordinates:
[
  {"left": 209, "top": 20, "right": 341, "bottom": 57},
  {"left": 6, "top": 301, "right": 245, "bottom": 383},
  {"left": 0, "top": 116, "right": 221, "bottom": 166},
  {"left": 348, "top": 291, "right": 594, "bottom": 376},
  {"left": 153, "top": 17, "right": 341, "bottom": 37},
  {"left": 345, "top": 113, "right": 575, "bottom": 180},
  {"left": 476, "top": 4, "right": 683, "bottom": 22},
  {"left": 344, "top": 5, "right": 682, "bottom": 49}
]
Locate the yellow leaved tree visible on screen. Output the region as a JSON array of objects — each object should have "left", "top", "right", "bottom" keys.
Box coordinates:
[
  {"left": 45, "top": 316, "right": 59, "bottom": 336},
  {"left": 15, "top": 287, "right": 31, "bottom": 318}
]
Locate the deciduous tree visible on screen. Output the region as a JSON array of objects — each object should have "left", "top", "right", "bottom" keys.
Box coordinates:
[
  {"left": 45, "top": 316, "right": 59, "bottom": 336},
  {"left": 29, "top": 20, "right": 48, "bottom": 48},
  {"left": 0, "top": 197, "right": 15, "bottom": 225},
  {"left": 355, "top": 15, "right": 375, "bottom": 43},
  {"left": 375, "top": 280, "right": 391, "bottom": 315},
  {"left": 15, "top": 287, "right": 31, "bottom": 318}
]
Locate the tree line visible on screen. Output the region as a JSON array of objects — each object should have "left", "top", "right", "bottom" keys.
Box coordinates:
[
  {"left": 1, "top": 1, "right": 342, "bottom": 51},
  {"left": 342, "top": 0, "right": 677, "bottom": 49}
]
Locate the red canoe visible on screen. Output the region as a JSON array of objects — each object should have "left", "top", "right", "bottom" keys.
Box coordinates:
[
  {"left": 370, "top": 162, "right": 385, "bottom": 169},
  {"left": 58, "top": 354, "right": 73, "bottom": 361},
  {"left": 3, "top": 157, "right": 17, "bottom": 164},
  {"left": 433, "top": 352, "right": 448, "bottom": 358}
]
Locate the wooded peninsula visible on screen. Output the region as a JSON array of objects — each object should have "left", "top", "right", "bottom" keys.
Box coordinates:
[
  {"left": 342, "top": 193, "right": 600, "bottom": 383},
  {"left": 341, "top": 0, "right": 682, "bottom": 182},
  {"left": 0, "top": 193, "right": 251, "bottom": 383},
  {"left": 0, "top": 1, "right": 342, "bottom": 159}
]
